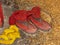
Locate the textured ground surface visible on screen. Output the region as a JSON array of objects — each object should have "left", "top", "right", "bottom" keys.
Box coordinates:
[{"left": 0, "top": 0, "right": 60, "bottom": 45}]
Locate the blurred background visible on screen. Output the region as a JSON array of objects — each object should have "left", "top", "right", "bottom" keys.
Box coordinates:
[{"left": 0, "top": 0, "right": 60, "bottom": 45}]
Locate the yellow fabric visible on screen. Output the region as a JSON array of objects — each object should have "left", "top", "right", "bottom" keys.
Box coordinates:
[{"left": 0, "top": 25, "right": 21, "bottom": 44}]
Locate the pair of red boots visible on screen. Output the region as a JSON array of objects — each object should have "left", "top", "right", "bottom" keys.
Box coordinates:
[
  {"left": 0, "top": 3, "right": 51, "bottom": 33},
  {"left": 9, "top": 7, "right": 51, "bottom": 33}
]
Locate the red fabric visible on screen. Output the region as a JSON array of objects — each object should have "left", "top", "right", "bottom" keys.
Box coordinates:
[{"left": 0, "top": 2, "right": 4, "bottom": 27}]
